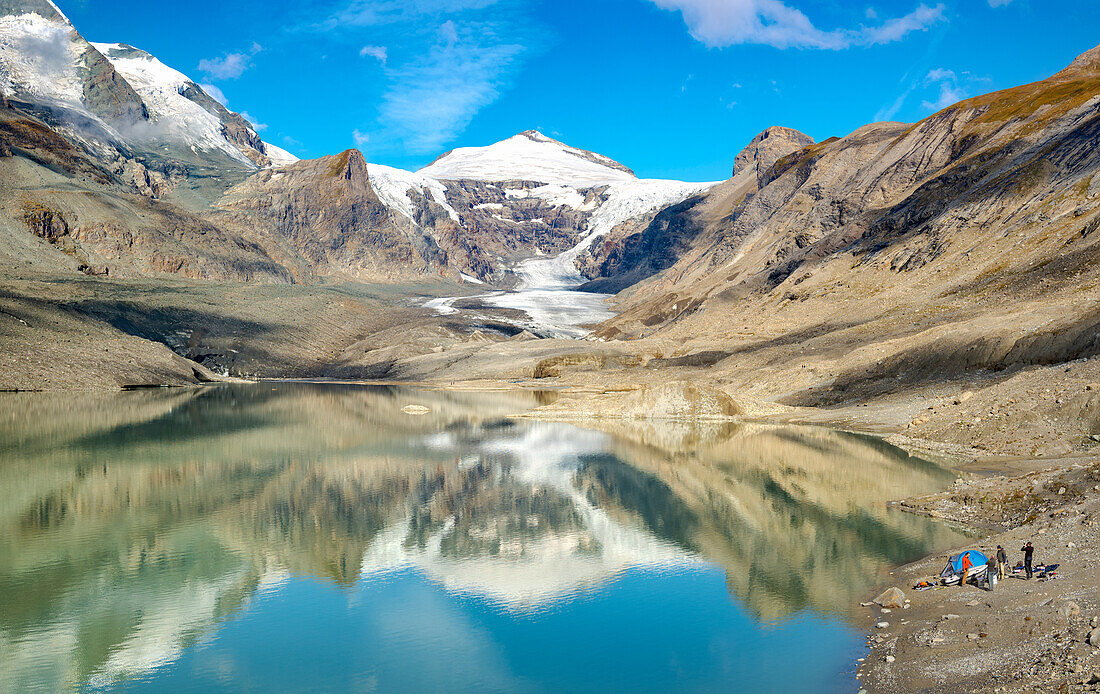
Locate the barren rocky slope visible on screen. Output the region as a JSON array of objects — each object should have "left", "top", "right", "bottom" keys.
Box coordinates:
[{"left": 409, "top": 44, "right": 1100, "bottom": 461}]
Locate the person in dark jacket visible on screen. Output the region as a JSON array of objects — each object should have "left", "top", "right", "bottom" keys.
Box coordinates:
[
  {"left": 996, "top": 545, "right": 1008, "bottom": 580},
  {"left": 1021, "top": 542, "right": 1034, "bottom": 579},
  {"left": 985, "top": 555, "right": 997, "bottom": 590}
]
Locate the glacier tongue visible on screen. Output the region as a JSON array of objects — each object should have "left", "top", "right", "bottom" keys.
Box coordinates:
[{"left": 426, "top": 175, "right": 719, "bottom": 338}]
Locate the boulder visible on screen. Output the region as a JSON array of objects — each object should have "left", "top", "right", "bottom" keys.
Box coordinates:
[
  {"left": 1087, "top": 628, "right": 1100, "bottom": 648},
  {"left": 874, "top": 587, "right": 907, "bottom": 609}
]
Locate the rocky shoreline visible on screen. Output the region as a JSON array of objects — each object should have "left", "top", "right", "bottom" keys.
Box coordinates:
[{"left": 855, "top": 460, "right": 1100, "bottom": 693}]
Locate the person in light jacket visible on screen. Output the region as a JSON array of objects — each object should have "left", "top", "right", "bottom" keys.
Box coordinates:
[{"left": 996, "top": 545, "right": 1007, "bottom": 580}]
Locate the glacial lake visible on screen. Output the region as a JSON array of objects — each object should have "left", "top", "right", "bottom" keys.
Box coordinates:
[{"left": 0, "top": 383, "right": 968, "bottom": 693}]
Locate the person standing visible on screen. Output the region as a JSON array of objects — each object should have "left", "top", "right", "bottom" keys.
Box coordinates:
[
  {"left": 985, "top": 555, "right": 997, "bottom": 590},
  {"left": 960, "top": 552, "right": 972, "bottom": 587},
  {"left": 1021, "top": 542, "right": 1034, "bottom": 579},
  {"left": 996, "top": 545, "right": 1007, "bottom": 580}
]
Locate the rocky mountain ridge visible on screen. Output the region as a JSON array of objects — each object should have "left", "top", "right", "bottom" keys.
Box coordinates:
[{"left": 0, "top": 0, "right": 718, "bottom": 287}]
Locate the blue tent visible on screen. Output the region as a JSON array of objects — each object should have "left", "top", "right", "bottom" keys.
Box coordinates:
[{"left": 940, "top": 550, "right": 989, "bottom": 583}]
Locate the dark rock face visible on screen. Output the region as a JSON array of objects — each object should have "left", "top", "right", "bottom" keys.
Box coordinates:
[
  {"left": 576, "top": 194, "right": 710, "bottom": 293},
  {"left": 79, "top": 45, "right": 149, "bottom": 124},
  {"left": 441, "top": 179, "right": 600, "bottom": 265},
  {"left": 21, "top": 200, "right": 68, "bottom": 241},
  {"left": 732, "top": 126, "right": 815, "bottom": 182}
]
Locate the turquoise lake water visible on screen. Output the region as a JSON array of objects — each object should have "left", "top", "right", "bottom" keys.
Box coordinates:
[{"left": 0, "top": 383, "right": 967, "bottom": 693}]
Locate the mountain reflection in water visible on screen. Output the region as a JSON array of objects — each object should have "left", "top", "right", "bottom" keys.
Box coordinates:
[{"left": 0, "top": 384, "right": 967, "bottom": 693}]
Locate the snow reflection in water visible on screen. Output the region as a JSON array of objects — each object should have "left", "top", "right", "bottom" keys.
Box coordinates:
[{"left": 0, "top": 383, "right": 967, "bottom": 693}]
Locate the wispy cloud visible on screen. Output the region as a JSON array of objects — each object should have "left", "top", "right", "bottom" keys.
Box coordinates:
[
  {"left": 876, "top": 65, "right": 985, "bottom": 121},
  {"left": 359, "top": 45, "right": 388, "bottom": 64},
  {"left": 920, "top": 67, "right": 967, "bottom": 110},
  {"left": 374, "top": 19, "right": 525, "bottom": 154},
  {"left": 987, "top": 0, "right": 1012, "bottom": 6},
  {"left": 198, "top": 42, "right": 262, "bottom": 80},
  {"left": 326, "top": 0, "right": 502, "bottom": 27},
  {"left": 648, "top": 0, "right": 945, "bottom": 49},
  {"left": 239, "top": 112, "right": 267, "bottom": 131},
  {"left": 199, "top": 83, "right": 228, "bottom": 106},
  {"left": 308, "top": 0, "right": 532, "bottom": 157}
]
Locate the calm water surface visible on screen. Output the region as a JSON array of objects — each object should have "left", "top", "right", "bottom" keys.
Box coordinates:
[{"left": 0, "top": 384, "right": 968, "bottom": 693}]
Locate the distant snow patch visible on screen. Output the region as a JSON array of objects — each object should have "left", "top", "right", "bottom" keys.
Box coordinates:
[
  {"left": 504, "top": 184, "right": 586, "bottom": 209},
  {"left": 367, "top": 163, "right": 459, "bottom": 222}
]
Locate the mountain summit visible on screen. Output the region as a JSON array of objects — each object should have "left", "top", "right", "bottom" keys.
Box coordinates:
[{"left": 418, "top": 130, "right": 636, "bottom": 185}]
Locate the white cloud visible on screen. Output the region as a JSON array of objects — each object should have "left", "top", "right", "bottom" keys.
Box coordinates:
[
  {"left": 353, "top": 129, "right": 370, "bottom": 146},
  {"left": 920, "top": 67, "right": 967, "bottom": 110},
  {"left": 987, "top": 0, "right": 1012, "bottom": 6},
  {"left": 239, "top": 111, "right": 267, "bottom": 131},
  {"left": 198, "top": 43, "right": 262, "bottom": 80},
  {"left": 648, "top": 0, "right": 945, "bottom": 49},
  {"left": 373, "top": 20, "right": 525, "bottom": 154},
  {"left": 359, "top": 45, "right": 388, "bottom": 64},
  {"left": 874, "top": 84, "right": 914, "bottom": 121},
  {"left": 200, "top": 83, "right": 228, "bottom": 106}
]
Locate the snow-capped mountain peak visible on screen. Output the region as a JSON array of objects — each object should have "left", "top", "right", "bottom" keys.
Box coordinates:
[
  {"left": 91, "top": 42, "right": 296, "bottom": 167},
  {"left": 417, "top": 130, "right": 636, "bottom": 185}
]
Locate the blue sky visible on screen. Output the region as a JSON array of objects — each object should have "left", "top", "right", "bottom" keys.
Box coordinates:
[{"left": 64, "top": 0, "right": 1099, "bottom": 181}]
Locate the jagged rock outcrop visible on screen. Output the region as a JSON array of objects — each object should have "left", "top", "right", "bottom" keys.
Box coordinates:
[
  {"left": 732, "top": 126, "right": 815, "bottom": 182},
  {"left": 79, "top": 44, "right": 149, "bottom": 124},
  {"left": 215, "top": 149, "right": 452, "bottom": 281}
]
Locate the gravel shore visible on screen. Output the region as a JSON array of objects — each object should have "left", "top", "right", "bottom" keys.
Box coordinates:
[{"left": 857, "top": 461, "right": 1100, "bottom": 693}]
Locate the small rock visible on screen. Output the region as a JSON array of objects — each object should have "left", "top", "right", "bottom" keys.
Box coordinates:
[
  {"left": 1058, "top": 487, "right": 1067, "bottom": 495},
  {"left": 1091, "top": 617, "right": 1098, "bottom": 628},
  {"left": 1059, "top": 601, "right": 1081, "bottom": 619},
  {"left": 1068, "top": 542, "right": 1076, "bottom": 549},
  {"left": 1087, "top": 673, "right": 1100, "bottom": 685},
  {"left": 885, "top": 655, "right": 896, "bottom": 664},
  {"left": 881, "top": 608, "right": 892, "bottom": 613},
  {"left": 967, "top": 600, "right": 981, "bottom": 607},
  {"left": 860, "top": 602, "right": 873, "bottom": 607},
  {"left": 943, "top": 614, "right": 960, "bottom": 620},
  {"left": 876, "top": 622, "right": 890, "bottom": 629},
  {"left": 401, "top": 404, "right": 431, "bottom": 416},
  {"left": 967, "top": 633, "right": 980, "bottom": 640}
]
